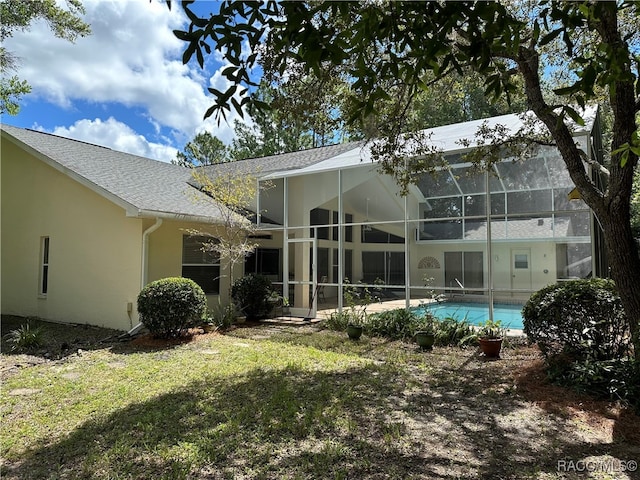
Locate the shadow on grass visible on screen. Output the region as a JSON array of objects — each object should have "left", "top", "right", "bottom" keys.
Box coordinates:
[{"left": 5, "top": 358, "right": 632, "bottom": 480}]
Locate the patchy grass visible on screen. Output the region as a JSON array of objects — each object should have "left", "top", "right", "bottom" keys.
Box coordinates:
[{"left": 1, "top": 317, "right": 638, "bottom": 479}]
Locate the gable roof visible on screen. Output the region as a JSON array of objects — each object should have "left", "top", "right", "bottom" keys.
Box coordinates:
[
  {"left": 1, "top": 124, "right": 230, "bottom": 223},
  {"left": 200, "top": 141, "right": 364, "bottom": 178}
]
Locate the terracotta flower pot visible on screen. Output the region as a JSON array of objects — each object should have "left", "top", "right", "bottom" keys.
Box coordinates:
[{"left": 478, "top": 337, "right": 503, "bottom": 358}]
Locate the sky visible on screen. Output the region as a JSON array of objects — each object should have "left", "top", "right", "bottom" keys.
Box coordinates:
[{"left": 2, "top": 0, "right": 246, "bottom": 163}]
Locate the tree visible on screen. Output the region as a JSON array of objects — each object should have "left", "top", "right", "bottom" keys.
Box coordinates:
[
  {"left": 0, "top": 0, "right": 91, "bottom": 115},
  {"left": 173, "top": 1, "right": 640, "bottom": 355},
  {"left": 173, "top": 131, "right": 229, "bottom": 167},
  {"left": 189, "top": 168, "right": 265, "bottom": 294},
  {"left": 229, "top": 82, "right": 316, "bottom": 160}
]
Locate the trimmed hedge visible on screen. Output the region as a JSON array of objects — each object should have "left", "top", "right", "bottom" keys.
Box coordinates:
[
  {"left": 137, "top": 277, "right": 206, "bottom": 338},
  {"left": 522, "top": 278, "right": 630, "bottom": 361}
]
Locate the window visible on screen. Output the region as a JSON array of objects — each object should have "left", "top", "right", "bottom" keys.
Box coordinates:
[
  {"left": 333, "top": 249, "right": 353, "bottom": 282},
  {"left": 245, "top": 248, "right": 282, "bottom": 281},
  {"left": 310, "top": 208, "right": 330, "bottom": 239},
  {"left": 362, "top": 251, "right": 405, "bottom": 285},
  {"left": 514, "top": 254, "right": 529, "bottom": 269},
  {"left": 361, "top": 226, "right": 404, "bottom": 244},
  {"left": 331, "top": 211, "right": 354, "bottom": 242},
  {"left": 182, "top": 235, "right": 220, "bottom": 294},
  {"left": 39, "top": 237, "right": 49, "bottom": 296}
]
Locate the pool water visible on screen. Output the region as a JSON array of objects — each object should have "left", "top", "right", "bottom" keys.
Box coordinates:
[{"left": 415, "top": 302, "right": 524, "bottom": 330}]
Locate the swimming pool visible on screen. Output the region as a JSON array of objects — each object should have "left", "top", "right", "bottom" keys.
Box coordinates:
[{"left": 415, "top": 302, "right": 525, "bottom": 330}]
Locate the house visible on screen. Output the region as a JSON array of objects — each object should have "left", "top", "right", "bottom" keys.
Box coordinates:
[{"left": 1, "top": 110, "right": 603, "bottom": 330}]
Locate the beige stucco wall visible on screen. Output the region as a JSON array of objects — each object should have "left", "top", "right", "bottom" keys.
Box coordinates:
[
  {"left": 146, "top": 220, "right": 241, "bottom": 307},
  {"left": 1, "top": 140, "right": 144, "bottom": 331}
]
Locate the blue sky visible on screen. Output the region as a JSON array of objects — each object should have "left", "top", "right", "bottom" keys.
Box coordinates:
[{"left": 3, "top": 0, "right": 248, "bottom": 163}]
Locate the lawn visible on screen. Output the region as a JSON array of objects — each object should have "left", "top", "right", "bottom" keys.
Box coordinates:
[{"left": 1, "top": 317, "right": 638, "bottom": 479}]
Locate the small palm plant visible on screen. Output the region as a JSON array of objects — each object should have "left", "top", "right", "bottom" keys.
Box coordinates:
[{"left": 5, "top": 321, "right": 45, "bottom": 352}]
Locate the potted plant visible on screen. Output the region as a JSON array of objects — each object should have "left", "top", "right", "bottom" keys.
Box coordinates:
[
  {"left": 476, "top": 319, "right": 507, "bottom": 358},
  {"left": 281, "top": 297, "right": 291, "bottom": 316},
  {"left": 414, "top": 316, "right": 436, "bottom": 350},
  {"left": 347, "top": 322, "right": 363, "bottom": 340}
]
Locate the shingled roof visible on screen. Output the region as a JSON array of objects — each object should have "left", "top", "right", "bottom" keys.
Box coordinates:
[
  {"left": 200, "top": 141, "right": 363, "bottom": 177},
  {"left": 1, "top": 125, "right": 363, "bottom": 223}
]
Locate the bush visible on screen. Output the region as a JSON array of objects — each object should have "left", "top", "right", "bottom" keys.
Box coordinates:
[
  {"left": 231, "top": 274, "right": 274, "bottom": 320},
  {"left": 366, "top": 308, "right": 433, "bottom": 340},
  {"left": 5, "top": 321, "right": 45, "bottom": 352},
  {"left": 207, "top": 302, "right": 236, "bottom": 331},
  {"left": 325, "top": 311, "right": 355, "bottom": 331},
  {"left": 548, "top": 357, "right": 640, "bottom": 412},
  {"left": 433, "top": 316, "right": 476, "bottom": 347},
  {"left": 137, "top": 277, "right": 206, "bottom": 338},
  {"left": 522, "top": 278, "right": 630, "bottom": 361}
]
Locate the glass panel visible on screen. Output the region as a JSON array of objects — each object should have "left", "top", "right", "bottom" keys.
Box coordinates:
[
  {"left": 496, "top": 157, "right": 550, "bottom": 190},
  {"left": 417, "top": 170, "right": 460, "bottom": 197},
  {"left": 507, "top": 190, "right": 552, "bottom": 214},
  {"left": 506, "top": 216, "right": 553, "bottom": 239},
  {"left": 454, "top": 166, "right": 487, "bottom": 194},
  {"left": 423, "top": 197, "right": 462, "bottom": 219},
  {"left": 182, "top": 266, "right": 220, "bottom": 294},
  {"left": 464, "top": 220, "right": 487, "bottom": 240},
  {"left": 245, "top": 248, "right": 282, "bottom": 281},
  {"left": 43, "top": 237, "right": 49, "bottom": 264},
  {"left": 464, "top": 194, "right": 485, "bottom": 216},
  {"left": 554, "top": 187, "right": 588, "bottom": 211},
  {"left": 491, "top": 193, "right": 506, "bottom": 215},
  {"left": 556, "top": 243, "right": 592, "bottom": 279},
  {"left": 41, "top": 265, "right": 48, "bottom": 294},
  {"left": 259, "top": 178, "right": 284, "bottom": 225},
  {"left": 362, "top": 251, "right": 405, "bottom": 285},
  {"left": 182, "top": 235, "right": 218, "bottom": 264},
  {"left": 545, "top": 149, "right": 574, "bottom": 188},
  {"left": 514, "top": 254, "right": 528, "bottom": 269},
  {"left": 345, "top": 213, "right": 353, "bottom": 242},
  {"left": 490, "top": 218, "right": 507, "bottom": 240},
  {"left": 361, "top": 225, "right": 404, "bottom": 243},
  {"left": 420, "top": 219, "right": 463, "bottom": 240},
  {"left": 555, "top": 212, "right": 591, "bottom": 237},
  {"left": 464, "top": 252, "right": 484, "bottom": 289},
  {"left": 310, "top": 208, "right": 330, "bottom": 240},
  {"left": 334, "top": 249, "right": 353, "bottom": 283}
]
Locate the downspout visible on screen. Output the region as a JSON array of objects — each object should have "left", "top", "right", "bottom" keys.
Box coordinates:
[{"left": 127, "top": 217, "right": 163, "bottom": 336}]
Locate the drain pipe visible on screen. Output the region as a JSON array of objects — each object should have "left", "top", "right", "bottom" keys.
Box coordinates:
[{"left": 127, "top": 217, "right": 163, "bottom": 336}]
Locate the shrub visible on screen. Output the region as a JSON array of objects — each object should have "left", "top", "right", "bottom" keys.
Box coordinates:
[
  {"left": 231, "top": 274, "right": 274, "bottom": 320},
  {"left": 522, "top": 278, "right": 630, "bottom": 361},
  {"left": 325, "top": 311, "right": 354, "bottom": 331},
  {"left": 548, "top": 357, "right": 640, "bottom": 412},
  {"left": 366, "top": 308, "right": 432, "bottom": 340},
  {"left": 137, "top": 277, "right": 206, "bottom": 338},
  {"left": 207, "top": 302, "right": 236, "bottom": 331},
  {"left": 5, "top": 321, "right": 45, "bottom": 352},
  {"left": 433, "top": 316, "right": 476, "bottom": 347}
]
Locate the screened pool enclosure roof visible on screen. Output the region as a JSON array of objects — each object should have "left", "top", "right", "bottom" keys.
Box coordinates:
[{"left": 260, "top": 108, "right": 597, "bottom": 181}]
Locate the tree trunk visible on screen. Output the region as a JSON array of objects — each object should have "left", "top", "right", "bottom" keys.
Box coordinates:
[
  {"left": 599, "top": 209, "right": 640, "bottom": 356},
  {"left": 516, "top": 45, "right": 639, "bottom": 358}
]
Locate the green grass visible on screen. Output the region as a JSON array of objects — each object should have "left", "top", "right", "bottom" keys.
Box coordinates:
[{"left": 1, "top": 324, "right": 637, "bottom": 479}]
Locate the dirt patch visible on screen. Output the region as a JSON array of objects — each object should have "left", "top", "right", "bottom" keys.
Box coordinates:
[{"left": 514, "top": 356, "right": 640, "bottom": 445}]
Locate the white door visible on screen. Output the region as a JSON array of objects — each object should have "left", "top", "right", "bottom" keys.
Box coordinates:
[{"left": 511, "top": 249, "right": 532, "bottom": 292}]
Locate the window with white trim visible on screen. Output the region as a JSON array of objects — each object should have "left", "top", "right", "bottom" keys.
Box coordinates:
[
  {"left": 182, "top": 235, "right": 220, "bottom": 294},
  {"left": 39, "top": 237, "right": 49, "bottom": 296}
]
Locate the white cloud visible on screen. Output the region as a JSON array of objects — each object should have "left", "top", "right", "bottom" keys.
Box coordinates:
[
  {"left": 6, "top": 0, "right": 245, "bottom": 145},
  {"left": 49, "top": 117, "right": 179, "bottom": 162}
]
